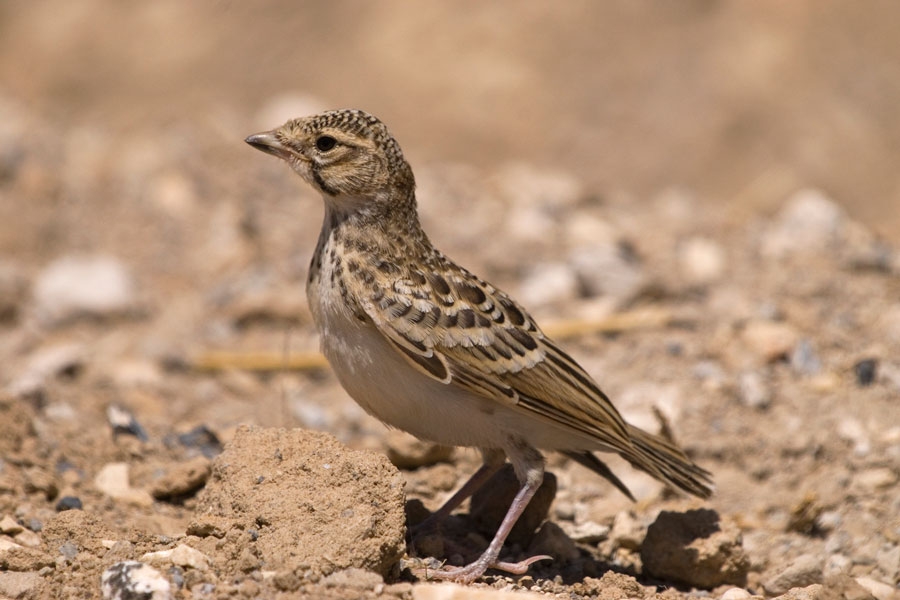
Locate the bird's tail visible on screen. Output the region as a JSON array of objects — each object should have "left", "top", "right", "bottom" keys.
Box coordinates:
[{"left": 621, "top": 424, "right": 714, "bottom": 499}]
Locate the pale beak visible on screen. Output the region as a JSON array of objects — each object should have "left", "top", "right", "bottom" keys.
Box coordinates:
[{"left": 245, "top": 131, "right": 292, "bottom": 160}]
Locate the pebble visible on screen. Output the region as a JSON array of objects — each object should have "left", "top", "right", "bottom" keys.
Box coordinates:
[
  {"left": 854, "top": 467, "right": 898, "bottom": 491},
  {"left": 854, "top": 358, "right": 878, "bottom": 387},
  {"left": 516, "top": 262, "right": 580, "bottom": 307},
  {"left": 13, "top": 529, "right": 41, "bottom": 548},
  {"left": 107, "top": 405, "right": 149, "bottom": 441},
  {"left": 175, "top": 425, "right": 223, "bottom": 459},
  {"left": 55, "top": 496, "right": 83, "bottom": 512},
  {"left": 33, "top": 255, "right": 137, "bottom": 325},
  {"left": 0, "top": 515, "right": 22, "bottom": 535},
  {"left": 760, "top": 188, "right": 845, "bottom": 258},
  {"left": 854, "top": 576, "right": 897, "bottom": 600},
  {"left": 679, "top": 236, "right": 726, "bottom": 284},
  {"left": 769, "top": 584, "right": 824, "bottom": 600},
  {"left": 101, "top": 561, "right": 173, "bottom": 600},
  {"left": 412, "top": 582, "right": 546, "bottom": 599},
  {"left": 790, "top": 339, "right": 822, "bottom": 375},
  {"left": 642, "top": 509, "right": 750, "bottom": 589},
  {"left": 609, "top": 510, "right": 647, "bottom": 551},
  {"left": 94, "top": 463, "right": 154, "bottom": 507},
  {"left": 141, "top": 544, "right": 211, "bottom": 571},
  {"left": 720, "top": 588, "right": 754, "bottom": 600},
  {"left": 559, "top": 520, "right": 610, "bottom": 544},
  {"left": 742, "top": 320, "right": 798, "bottom": 363},
  {"left": 763, "top": 553, "right": 823, "bottom": 595},
  {"left": 738, "top": 371, "right": 772, "bottom": 409},
  {"left": 569, "top": 240, "right": 647, "bottom": 302},
  {"left": 7, "top": 343, "right": 85, "bottom": 399}
]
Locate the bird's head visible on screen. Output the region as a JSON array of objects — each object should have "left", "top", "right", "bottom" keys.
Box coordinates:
[{"left": 246, "top": 109, "right": 415, "bottom": 213}]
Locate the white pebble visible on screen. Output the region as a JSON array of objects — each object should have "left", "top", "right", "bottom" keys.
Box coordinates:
[{"left": 34, "top": 255, "right": 136, "bottom": 324}]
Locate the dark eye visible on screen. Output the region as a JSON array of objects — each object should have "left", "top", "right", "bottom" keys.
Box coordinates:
[{"left": 315, "top": 136, "right": 337, "bottom": 151}]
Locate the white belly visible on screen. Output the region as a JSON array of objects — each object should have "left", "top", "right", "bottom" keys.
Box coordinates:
[{"left": 308, "top": 276, "right": 599, "bottom": 451}]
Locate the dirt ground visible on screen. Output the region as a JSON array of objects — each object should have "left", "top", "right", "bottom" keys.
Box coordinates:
[{"left": 0, "top": 2, "right": 899, "bottom": 599}]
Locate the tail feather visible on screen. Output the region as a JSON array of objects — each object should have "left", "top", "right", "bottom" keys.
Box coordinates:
[
  {"left": 561, "top": 451, "right": 636, "bottom": 502},
  {"left": 622, "top": 424, "right": 713, "bottom": 499}
]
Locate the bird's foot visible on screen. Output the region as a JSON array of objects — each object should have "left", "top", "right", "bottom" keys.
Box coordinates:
[{"left": 411, "top": 553, "right": 551, "bottom": 584}]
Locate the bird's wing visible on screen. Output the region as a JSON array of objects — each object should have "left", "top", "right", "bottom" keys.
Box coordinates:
[{"left": 353, "top": 260, "right": 633, "bottom": 451}]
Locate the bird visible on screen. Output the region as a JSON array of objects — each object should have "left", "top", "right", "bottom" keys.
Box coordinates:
[{"left": 245, "top": 109, "right": 712, "bottom": 583}]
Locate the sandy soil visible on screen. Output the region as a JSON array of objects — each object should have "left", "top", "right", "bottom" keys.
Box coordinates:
[{"left": 0, "top": 3, "right": 898, "bottom": 599}]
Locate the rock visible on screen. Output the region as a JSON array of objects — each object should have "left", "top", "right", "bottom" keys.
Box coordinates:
[
  {"left": 790, "top": 339, "right": 822, "bottom": 375},
  {"left": 528, "top": 521, "right": 580, "bottom": 563},
  {"left": 576, "top": 571, "right": 649, "bottom": 597},
  {"left": 770, "top": 584, "right": 825, "bottom": 600},
  {"left": 194, "top": 426, "right": 406, "bottom": 578},
  {"left": 854, "top": 359, "right": 878, "bottom": 387},
  {"left": 141, "top": 544, "right": 211, "bottom": 571},
  {"left": 33, "top": 255, "right": 138, "bottom": 325},
  {"left": 516, "top": 262, "right": 579, "bottom": 307},
  {"left": 0, "top": 543, "right": 54, "bottom": 571},
  {"left": 569, "top": 240, "right": 647, "bottom": 303},
  {"left": 55, "top": 496, "right": 83, "bottom": 512},
  {"left": 107, "top": 404, "right": 149, "bottom": 441},
  {"left": 7, "top": 343, "right": 85, "bottom": 399},
  {"left": 609, "top": 510, "right": 647, "bottom": 551},
  {"left": 720, "top": 588, "right": 755, "bottom": 600},
  {"left": 470, "top": 464, "right": 556, "bottom": 547},
  {"left": 559, "top": 520, "right": 610, "bottom": 544},
  {"left": 738, "top": 371, "right": 772, "bottom": 409},
  {"left": 741, "top": 320, "right": 798, "bottom": 363},
  {"left": 641, "top": 509, "right": 749, "bottom": 589},
  {"left": 175, "top": 425, "right": 223, "bottom": 459},
  {"left": 101, "top": 561, "right": 173, "bottom": 600},
  {"left": 761, "top": 189, "right": 845, "bottom": 258},
  {"left": 0, "top": 572, "right": 44, "bottom": 599},
  {"left": 412, "top": 582, "right": 546, "bottom": 599},
  {"left": 0, "top": 515, "right": 22, "bottom": 535},
  {"left": 876, "top": 543, "right": 899, "bottom": 583},
  {"left": 93, "top": 462, "right": 154, "bottom": 507},
  {"left": 763, "top": 554, "right": 823, "bottom": 595},
  {"left": 679, "top": 236, "right": 726, "bottom": 284},
  {"left": 854, "top": 468, "right": 898, "bottom": 492},
  {"left": 320, "top": 567, "right": 383, "bottom": 588},
  {"left": 150, "top": 456, "right": 211, "bottom": 501},
  {"left": 855, "top": 576, "right": 896, "bottom": 600},
  {"left": 384, "top": 431, "right": 453, "bottom": 469},
  {"left": 13, "top": 529, "right": 40, "bottom": 548}
]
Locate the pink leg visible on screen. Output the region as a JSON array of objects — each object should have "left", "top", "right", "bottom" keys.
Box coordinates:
[{"left": 417, "top": 442, "right": 552, "bottom": 584}]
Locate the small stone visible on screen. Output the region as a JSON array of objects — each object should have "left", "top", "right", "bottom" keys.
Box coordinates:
[
  {"left": 742, "top": 321, "right": 798, "bottom": 363},
  {"left": 569, "top": 240, "right": 647, "bottom": 302},
  {"left": 642, "top": 509, "right": 749, "bottom": 589},
  {"left": 185, "top": 516, "right": 231, "bottom": 539},
  {"left": 769, "top": 584, "right": 825, "bottom": 600},
  {"left": 384, "top": 431, "right": 453, "bottom": 469},
  {"left": 679, "top": 236, "right": 726, "bottom": 284},
  {"left": 0, "top": 515, "right": 22, "bottom": 535},
  {"left": 790, "top": 339, "right": 822, "bottom": 375},
  {"left": 854, "top": 359, "right": 878, "bottom": 387},
  {"left": 609, "top": 510, "right": 647, "bottom": 551},
  {"left": 761, "top": 188, "right": 845, "bottom": 258},
  {"left": 823, "top": 553, "right": 852, "bottom": 578},
  {"left": 102, "top": 561, "right": 173, "bottom": 600},
  {"left": 559, "top": 520, "right": 610, "bottom": 544},
  {"left": 8, "top": 343, "right": 85, "bottom": 399},
  {"left": 107, "top": 404, "right": 149, "bottom": 441},
  {"left": 94, "top": 462, "right": 154, "bottom": 507},
  {"left": 738, "top": 371, "right": 772, "bottom": 409},
  {"left": 854, "top": 467, "right": 898, "bottom": 491},
  {"left": 470, "top": 465, "right": 556, "bottom": 547},
  {"left": 517, "top": 262, "right": 579, "bottom": 307},
  {"left": 763, "top": 554, "right": 823, "bottom": 595},
  {"left": 854, "top": 576, "right": 896, "bottom": 600},
  {"left": 141, "top": 544, "right": 211, "bottom": 571},
  {"left": 412, "top": 582, "right": 546, "bottom": 599},
  {"left": 528, "top": 521, "right": 580, "bottom": 563},
  {"left": 175, "top": 425, "right": 223, "bottom": 459},
  {"left": 720, "top": 588, "right": 753, "bottom": 600},
  {"left": 33, "top": 255, "right": 137, "bottom": 325},
  {"left": 13, "top": 530, "right": 40, "bottom": 548},
  {"left": 151, "top": 456, "right": 211, "bottom": 501},
  {"left": 321, "top": 567, "right": 383, "bottom": 588},
  {"left": 55, "top": 496, "right": 83, "bottom": 512}
]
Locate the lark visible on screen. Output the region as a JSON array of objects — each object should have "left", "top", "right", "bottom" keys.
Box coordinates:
[{"left": 246, "top": 109, "right": 712, "bottom": 583}]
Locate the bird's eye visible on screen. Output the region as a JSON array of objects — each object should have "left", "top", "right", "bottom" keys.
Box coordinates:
[{"left": 315, "top": 136, "right": 337, "bottom": 151}]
